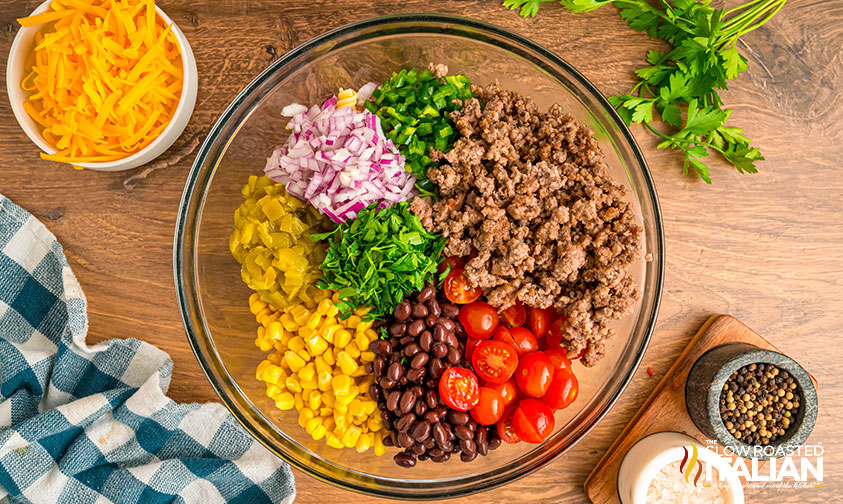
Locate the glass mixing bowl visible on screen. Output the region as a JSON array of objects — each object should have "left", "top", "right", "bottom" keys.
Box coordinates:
[{"left": 174, "top": 14, "right": 664, "bottom": 499}]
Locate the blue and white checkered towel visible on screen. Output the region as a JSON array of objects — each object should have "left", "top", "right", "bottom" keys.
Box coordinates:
[{"left": 0, "top": 195, "right": 295, "bottom": 504}]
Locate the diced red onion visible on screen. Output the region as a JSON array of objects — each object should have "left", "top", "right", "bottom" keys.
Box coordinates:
[{"left": 264, "top": 85, "right": 417, "bottom": 224}]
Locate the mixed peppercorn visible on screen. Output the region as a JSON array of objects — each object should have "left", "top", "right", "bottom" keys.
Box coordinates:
[{"left": 720, "top": 363, "right": 801, "bottom": 446}]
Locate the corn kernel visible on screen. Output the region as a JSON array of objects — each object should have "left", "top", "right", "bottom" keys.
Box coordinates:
[
  {"left": 256, "top": 338, "right": 274, "bottom": 352},
  {"left": 256, "top": 360, "right": 272, "bottom": 380},
  {"left": 321, "top": 392, "right": 335, "bottom": 408},
  {"left": 354, "top": 332, "right": 369, "bottom": 352},
  {"left": 334, "top": 329, "right": 352, "bottom": 349},
  {"left": 345, "top": 343, "right": 361, "bottom": 359},
  {"left": 298, "top": 363, "right": 316, "bottom": 383},
  {"left": 341, "top": 426, "right": 362, "bottom": 448},
  {"left": 296, "top": 349, "right": 311, "bottom": 362},
  {"left": 308, "top": 390, "right": 322, "bottom": 410},
  {"left": 265, "top": 383, "right": 282, "bottom": 399},
  {"left": 305, "top": 312, "right": 322, "bottom": 330},
  {"left": 316, "top": 299, "right": 333, "bottom": 315},
  {"left": 336, "top": 351, "right": 359, "bottom": 375},
  {"left": 301, "top": 377, "right": 318, "bottom": 390},
  {"left": 311, "top": 424, "right": 327, "bottom": 440},
  {"left": 332, "top": 375, "right": 352, "bottom": 394},
  {"left": 305, "top": 416, "right": 322, "bottom": 435},
  {"left": 357, "top": 320, "right": 373, "bottom": 333},
  {"left": 325, "top": 433, "right": 343, "bottom": 449},
  {"left": 367, "top": 416, "right": 382, "bottom": 432},
  {"left": 321, "top": 417, "right": 335, "bottom": 432},
  {"left": 262, "top": 364, "right": 286, "bottom": 385},
  {"left": 291, "top": 306, "right": 311, "bottom": 325},
  {"left": 346, "top": 315, "right": 362, "bottom": 329},
  {"left": 354, "top": 306, "right": 370, "bottom": 317},
  {"left": 360, "top": 351, "right": 375, "bottom": 363},
  {"left": 267, "top": 321, "right": 283, "bottom": 340},
  {"left": 317, "top": 371, "right": 332, "bottom": 391},
  {"left": 288, "top": 336, "right": 306, "bottom": 353},
  {"left": 362, "top": 400, "right": 377, "bottom": 415},
  {"left": 321, "top": 324, "right": 340, "bottom": 343},
  {"left": 298, "top": 408, "right": 315, "bottom": 427},
  {"left": 275, "top": 392, "right": 295, "bottom": 410},
  {"left": 285, "top": 376, "right": 302, "bottom": 394},
  {"left": 365, "top": 329, "right": 379, "bottom": 343},
  {"left": 267, "top": 352, "right": 282, "bottom": 365},
  {"left": 348, "top": 398, "right": 364, "bottom": 417},
  {"left": 284, "top": 351, "right": 306, "bottom": 372},
  {"left": 334, "top": 401, "right": 347, "bottom": 414},
  {"left": 294, "top": 394, "right": 304, "bottom": 411},
  {"left": 280, "top": 313, "right": 298, "bottom": 332},
  {"left": 306, "top": 335, "right": 328, "bottom": 356},
  {"left": 356, "top": 432, "right": 373, "bottom": 453},
  {"left": 373, "top": 432, "right": 386, "bottom": 456},
  {"left": 350, "top": 367, "right": 367, "bottom": 378},
  {"left": 322, "top": 350, "right": 336, "bottom": 366}
]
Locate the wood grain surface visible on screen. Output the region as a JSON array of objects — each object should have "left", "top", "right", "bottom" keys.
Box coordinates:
[
  {"left": 1, "top": 1, "right": 841, "bottom": 502},
  {"left": 585, "top": 314, "right": 820, "bottom": 503}
]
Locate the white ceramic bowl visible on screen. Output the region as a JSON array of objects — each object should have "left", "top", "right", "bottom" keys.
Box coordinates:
[
  {"left": 6, "top": 0, "right": 198, "bottom": 171},
  {"left": 618, "top": 432, "right": 744, "bottom": 504}
]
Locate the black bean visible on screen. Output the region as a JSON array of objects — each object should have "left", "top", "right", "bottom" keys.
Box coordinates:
[
  {"left": 428, "top": 447, "right": 445, "bottom": 458},
  {"left": 386, "top": 390, "right": 401, "bottom": 411},
  {"left": 399, "top": 432, "right": 415, "bottom": 448},
  {"left": 388, "top": 362, "right": 403, "bottom": 382},
  {"left": 432, "top": 342, "right": 448, "bottom": 358},
  {"left": 411, "top": 352, "right": 429, "bottom": 369},
  {"left": 416, "top": 285, "right": 435, "bottom": 303},
  {"left": 424, "top": 410, "right": 441, "bottom": 424},
  {"left": 365, "top": 363, "right": 374, "bottom": 373},
  {"left": 447, "top": 346, "right": 461, "bottom": 364},
  {"left": 438, "top": 318, "right": 456, "bottom": 331},
  {"left": 425, "top": 391, "right": 438, "bottom": 409},
  {"left": 371, "top": 339, "right": 392, "bottom": 356},
  {"left": 433, "top": 422, "right": 448, "bottom": 446},
  {"left": 441, "top": 303, "right": 459, "bottom": 318},
  {"left": 423, "top": 436, "right": 436, "bottom": 449},
  {"left": 475, "top": 426, "right": 488, "bottom": 445},
  {"left": 429, "top": 358, "right": 446, "bottom": 379},
  {"left": 410, "top": 443, "right": 426, "bottom": 455},
  {"left": 431, "top": 453, "right": 450, "bottom": 463},
  {"left": 433, "top": 325, "right": 446, "bottom": 343},
  {"left": 369, "top": 384, "right": 382, "bottom": 403},
  {"left": 388, "top": 323, "right": 406, "bottom": 338},
  {"left": 435, "top": 405, "right": 448, "bottom": 418},
  {"left": 466, "top": 418, "right": 477, "bottom": 431},
  {"left": 460, "top": 439, "right": 477, "bottom": 455},
  {"left": 399, "top": 390, "right": 416, "bottom": 414},
  {"left": 412, "top": 420, "right": 432, "bottom": 442},
  {"left": 382, "top": 434, "right": 395, "bottom": 447},
  {"left": 447, "top": 411, "right": 470, "bottom": 425},
  {"left": 445, "top": 331, "right": 459, "bottom": 348},
  {"left": 419, "top": 330, "right": 433, "bottom": 352},
  {"left": 414, "top": 400, "right": 427, "bottom": 416},
  {"left": 454, "top": 425, "right": 473, "bottom": 440},
  {"left": 411, "top": 303, "right": 429, "bottom": 318},
  {"left": 477, "top": 440, "right": 488, "bottom": 456},
  {"left": 380, "top": 376, "right": 397, "bottom": 389},
  {"left": 381, "top": 410, "right": 391, "bottom": 422},
  {"left": 439, "top": 439, "right": 454, "bottom": 452},
  {"left": 403, "top": 343, "right": 421, "bottom": 357},
  {"left": 427, "top": 299, "right": 441, "bottom": 318},
  {"left": 411, "top": 385, "right": 425, "bottom": 397},
  {"left": 390, "top": 431, "right": 399, "bottom": 446},
  {"left": 396, "top": 413, "right": 416, "bottom": 433},
  {"left": 443, "top": 423, "right": 455, "bottom": 441},
  {"left": 408, "top": 319, "right": 425, "bottom": 337},
  {"left": 394, "top": 301, "right": 412, "bottom": 321},
  {"left": 405, "top": 367, "right": 425, "bottom": 383},
  {"left": 374, "top": 357, "right": 386, "bottom": 376},
  {"left": 418, "top": 452, "right": 429, "bottom": 461},
  {"left": 488, "top": 437, "right": 502, "bottom": 450},
  {"left": 425, "top": 314, "right": 439, "bottom": 327},
  {"left": 399, "top": 335, "right": 414, "bottom": 346},
  {"left": 460, "top": 451, "right": 477, "bottom": 463},
  {"left": 394, "top": 452, "right": 416, "bottom": 468}
]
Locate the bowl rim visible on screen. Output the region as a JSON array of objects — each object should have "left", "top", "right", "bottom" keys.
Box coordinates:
[
  {"left": 5, "top": 0, "right": 198, "bottom": 171},
  {"left": 174, "top": 12, "right": 665, "bottom": 499}
]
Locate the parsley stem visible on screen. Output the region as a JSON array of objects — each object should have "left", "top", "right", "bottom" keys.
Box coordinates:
[{"left": 642, "top": 121, "right": 729, "bottom": 157}]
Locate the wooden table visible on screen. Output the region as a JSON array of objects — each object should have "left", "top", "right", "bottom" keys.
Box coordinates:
[{"left": 1, "top": 1, "right": 840, "bottom": 502}]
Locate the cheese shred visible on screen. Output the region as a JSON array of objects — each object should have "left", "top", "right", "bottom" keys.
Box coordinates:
[{"left": 17, "top": 0, "right": 183, "bottom": 165}]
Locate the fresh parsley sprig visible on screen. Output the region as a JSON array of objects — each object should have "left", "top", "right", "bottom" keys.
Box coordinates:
[
  {"left": 312, "top": 201, "right": 446, "bottom": 320},
  {"left": 503, "top": 0, "right": 785, "bottom": 183}
]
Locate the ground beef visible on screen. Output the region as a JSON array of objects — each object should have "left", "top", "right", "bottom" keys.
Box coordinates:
[{"left": 410, "top": 83, "right": 642, "bottom": 366}]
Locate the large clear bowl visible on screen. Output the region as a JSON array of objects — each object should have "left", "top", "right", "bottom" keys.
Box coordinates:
[{"left": 174, "top": 14, "right": 664, "bottom": 499}]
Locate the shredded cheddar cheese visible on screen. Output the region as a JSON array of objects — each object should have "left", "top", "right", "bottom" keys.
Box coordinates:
[{"left": 17, "top": 0, "right": 183, "bottom": 165}]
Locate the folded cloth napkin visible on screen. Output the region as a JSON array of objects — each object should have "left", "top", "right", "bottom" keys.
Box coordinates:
[{"left": 0, "top": 195, "right": 295, "bottom": 504}]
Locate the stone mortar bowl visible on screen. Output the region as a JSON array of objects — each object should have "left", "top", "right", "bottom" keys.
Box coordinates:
[{"left": 685, "top": 343, "right": 817, "bottom": 460}]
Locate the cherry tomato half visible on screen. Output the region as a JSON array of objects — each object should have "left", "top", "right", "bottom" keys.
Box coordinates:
[
  {"left": 444, "top": 269, "right": 482, "bottom": 305},
  {"left": 511, "top": 399, "right": 555, "bottom": 443},
  {"left": 471, "top": 340, "right": 518, "bottom": 384},
  {"left": 486, "top": 379, "right": 520, "bottom": 409},
  {"left": 544, "top": 349, "right": 573, "bottom": 374},
  {"left": 527, "top": 306, "right": 554, "bottom": 338},
  {"left": 470, "top": 387, "right": 505, "bottom": 425},
  {"left": 499, "top": 327, "right": 540, "bottom": 357},
  {"left": 515, "top": 351, "right": 554, "bottom": 398},
  {"left": 542, "top": 368, "right": 579, "bottom": 410},
  {"left": 464, "top": 337, "right": 480, "bottom": 361},
  {"left": 438, "top": 255, "right": 466, "bottom": 275},
  {"left": 459, "top": 301, "right": 499, "bottom": 339},
  {"left": 439, "top": 367, "right": 480, "bottom": 411},
  {"left": 500, "top": 301, "right": 526, "bottom": 328},
  {"left": 497, "top": 406, "right": 521, "bottom": 444}
]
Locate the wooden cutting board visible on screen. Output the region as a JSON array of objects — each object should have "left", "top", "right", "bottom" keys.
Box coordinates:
[{"left": 584, "top": 314, "right": 818, "bottom": 504}]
